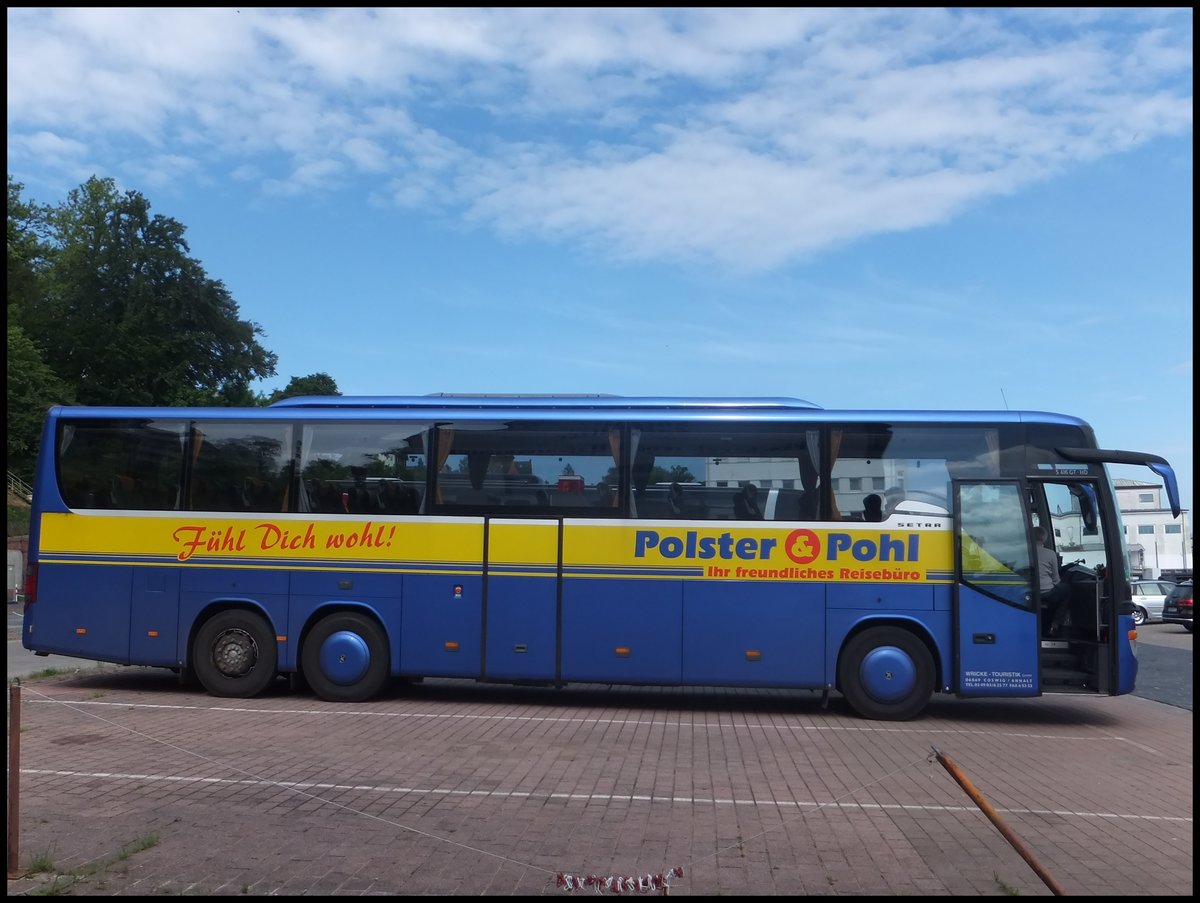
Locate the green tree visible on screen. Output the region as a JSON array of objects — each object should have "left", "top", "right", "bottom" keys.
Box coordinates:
[
  {"left": 7, "top": 324, "right": 73, "bottom": 480},
  {"left": 665, "top": 465, "right": 696, "bottom": 483},
  {"left": 266, "top": 372, "right": 341, "bottom": 404},
  {"left": 8, "top": 177, "right": 65, "bottom": 481},
  {"left": 8, "top": 176, "right": 52, "bottom": 319},
  {"left": 20, "top": 176, "right": 277, "bottom": 406},
  {"left": 600, "top": 464, "right": 695, "bottom": 485}
]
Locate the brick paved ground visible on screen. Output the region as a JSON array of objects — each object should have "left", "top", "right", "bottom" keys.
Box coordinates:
[{"left": 5, "top": 667, "right": 1193, "bottom": 896}]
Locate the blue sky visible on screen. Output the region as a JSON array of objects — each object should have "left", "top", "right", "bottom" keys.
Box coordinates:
[{"left": 7, "top": 8, "right": 1193, "bottom": 513}]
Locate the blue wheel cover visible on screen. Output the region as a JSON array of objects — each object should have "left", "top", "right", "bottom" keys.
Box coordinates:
[
  {"left": 318, "top": 629, "right": 371, "bottom": 686},
  {"left": 858, "top": 645, "right": 916, "bottom": 704}
]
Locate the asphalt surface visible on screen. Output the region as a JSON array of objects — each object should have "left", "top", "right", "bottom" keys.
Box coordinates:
[
  {"left": 6, "top": 605, "right": 1193, "bottom": 896},
  {"left": 1128, "top": 621, "right": 1193, "bottom": 711}
]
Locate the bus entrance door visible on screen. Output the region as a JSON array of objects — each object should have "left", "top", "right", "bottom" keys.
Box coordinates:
[
  {"left": 483, "top": 518, "right": 561, "bottom": 681},
  {"left": 954, "top": 482, "right": 1041, "bottom": 698}
]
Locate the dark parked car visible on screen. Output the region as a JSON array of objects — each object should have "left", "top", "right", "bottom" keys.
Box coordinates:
[{"left": 1160, "top": 579, "right": 1193, "bottom": 632}]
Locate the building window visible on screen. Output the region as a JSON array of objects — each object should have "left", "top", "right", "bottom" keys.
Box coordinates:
[
  {"left": 1138, "top": 492, "right": 1154, "bottom": 503},
  {"left": 1165, "top": 524, "right": 1182, "bottom": 535},
  {"left": 1137, "top": 525, "right": 1155, "bottom": 535}
]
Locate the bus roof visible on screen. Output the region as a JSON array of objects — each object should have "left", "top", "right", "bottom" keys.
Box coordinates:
[
  {"left": 270, "top": 394, "right": 825, "bottom": 411},
  {"left": 47, "top": 397, "right": 1092, "bottom": 429}
]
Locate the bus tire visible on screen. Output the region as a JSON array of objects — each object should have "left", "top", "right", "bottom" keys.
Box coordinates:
[
  {"left": 838, "top": 626, "right": 934, "bottom": 721},
  {"left": 301, "top": 612, "right": 390, "bottom": 703},
  {"left": 192, "top": 609, "right": 279, "bottom": 699}
]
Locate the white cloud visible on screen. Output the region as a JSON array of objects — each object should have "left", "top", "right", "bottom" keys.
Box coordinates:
[
  {"left": 6, "top": 7, "right": 1193, "bottom": 271},
  {"left": 9, "top": 130, "right": 89, "bottom": 163}
]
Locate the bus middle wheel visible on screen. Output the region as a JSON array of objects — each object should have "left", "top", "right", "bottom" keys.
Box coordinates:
[
  {"left": 838, "top": 626, "right": 934, "bottom": 721},
  {"left": 301, "top": 612, "right": 390, "bottom": 703}
]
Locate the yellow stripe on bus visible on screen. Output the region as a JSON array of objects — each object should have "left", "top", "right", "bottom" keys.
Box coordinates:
[{"left": 38, "top": 512, "right": 963, "bottom": 584}]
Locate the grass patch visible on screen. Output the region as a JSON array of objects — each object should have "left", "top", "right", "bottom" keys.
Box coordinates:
[
  {"left": 112, "top": 834, "right": 159, "bottom": 862},
  {"left": 30, "top": 875, "right": 79, "bottom": 896},
  {"left": 8, "top": 503, "right": 32, "bottom": 535},
  {"left": 994, "top": 871, "right": 1021, "bottom": 895},
  {"left": 22, "top": 833, "right": 161, "bottom": 896},
  {"left": 25, "top": 847, "right": 58, "bottom": 874},
  {"left": 22, "top": 661, "right": 115, "bottom": 682},
  {"left": 25, "top": 667, "right": 77, "bottom": 681}
]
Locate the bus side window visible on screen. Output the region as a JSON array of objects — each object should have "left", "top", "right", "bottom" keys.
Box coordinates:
[
  {"left": 109, "top": 474, "right": 178, "bottom": 510},
  {"left": 774, "top": 488, "right": 818, "bottom": 521},
  {"left": 732, "top": 484, "right": 763, "bottom": 520},
  {"left": 109, "top": 475, "right": 135, "bottom": 508},
  {"left": 593, "top": 482, "right": 616, "bottom": 508},
  {"left": 242, "top": 477, "right": 285, "bottom": 512},
  {"left": 61, "top": 475, "right": 98, "bottom": 509},
  {"left": 379, "top": 481, "right": 419, "bottom": 514},
  {"left": 307, "top": 479, "right": 339, "bottom": 513}
]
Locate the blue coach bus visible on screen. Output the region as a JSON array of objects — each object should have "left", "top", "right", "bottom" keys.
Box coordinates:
[{"left": 20, "top": 395, "right": 1181, "bottom": 720}]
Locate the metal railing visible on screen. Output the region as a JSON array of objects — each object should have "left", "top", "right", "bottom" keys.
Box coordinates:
[{"left": 8, "top": 472, "right": 33, "bottom": 503}]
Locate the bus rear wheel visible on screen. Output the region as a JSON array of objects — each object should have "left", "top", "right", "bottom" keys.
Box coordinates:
[
  {"left": 301, "top": 612, "right": 390, "bottom": 703},
  {"left": 838, "top": 626, "right": 934, "bottom": 721},
  {"left": 192, "top": 609, "right": 278, "bottom": 699}
]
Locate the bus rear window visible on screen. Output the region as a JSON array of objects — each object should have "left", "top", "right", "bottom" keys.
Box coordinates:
[{"left": 58, "top": 419, "right": 187, "bottom": 510}]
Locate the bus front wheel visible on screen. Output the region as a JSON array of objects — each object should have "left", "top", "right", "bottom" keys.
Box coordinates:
[
  {"left": 838, "top": 626, "right": 934, "bottom": 721},
  {"left": 301, "top": 612, "right": 390, "bottom": 703},
  {"left": 192, "top": 609, "right": 279, "bottom": 699}
]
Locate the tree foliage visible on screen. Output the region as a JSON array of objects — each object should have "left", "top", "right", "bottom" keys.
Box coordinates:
[
  {"left": 21, "top": 177, "right": 278, "bottom": 406},
  {"left": 601, "top": 464, "right": 695, "bottom": 486},
  {"left": 6, "top": 174, "right": 333, "bottom": 482},
  {"left": 267, "top": 372, "right": 341, "bottom": 403},
  {"left": 6, "top": 324, "right": 73, "bottom": 478},
  {"left": 8, "top": 176, "right": 64, "bottom": 479},
  {"left": 7, "top": 176, "right": 51, "bottom": 312}
]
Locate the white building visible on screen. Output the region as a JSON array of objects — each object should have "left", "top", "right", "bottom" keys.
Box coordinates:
[{"left": 1116, "top": 479, "right": 1191, "bottom": 580}]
